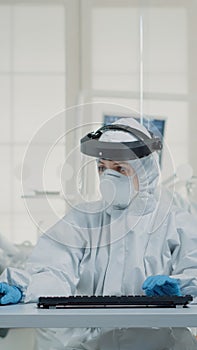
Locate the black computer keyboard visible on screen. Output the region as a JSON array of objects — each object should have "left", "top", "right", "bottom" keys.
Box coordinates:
[{"left": 37, "top": 295, "right": 193, "bottom": 309}]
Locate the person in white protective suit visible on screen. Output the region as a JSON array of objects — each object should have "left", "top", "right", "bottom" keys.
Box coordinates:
[{"left": 1, "top": 117, "right": 197, "bottom": 350}]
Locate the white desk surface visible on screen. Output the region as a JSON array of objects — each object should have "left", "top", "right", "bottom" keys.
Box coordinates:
[{"left": 0, "top": 304, "right": 197, "bottom": 328}]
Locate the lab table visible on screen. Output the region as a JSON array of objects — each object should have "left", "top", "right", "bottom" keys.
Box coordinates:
[{"left": 0, "top": 303, "right": 197, "bottom": 328}]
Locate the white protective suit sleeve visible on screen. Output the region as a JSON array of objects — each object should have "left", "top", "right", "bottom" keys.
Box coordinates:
[
  {"left": 0, "top": 216, "right": 85, "bottom": 303},
  {"left": 169, "top": 210, "right": 197, "bottom": 301}
]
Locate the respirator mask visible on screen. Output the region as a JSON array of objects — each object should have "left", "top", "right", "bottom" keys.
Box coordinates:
[{"left": 99, "top": 169, "right": 137, "bottom": 209}]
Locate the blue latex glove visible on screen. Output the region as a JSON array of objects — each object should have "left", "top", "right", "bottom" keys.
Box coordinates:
[
  {"left": 142, "top": 275, "right": 182, "bottom": 296},
  {"left": 0, "top": 282, "right": 22, "bottom": 305}
]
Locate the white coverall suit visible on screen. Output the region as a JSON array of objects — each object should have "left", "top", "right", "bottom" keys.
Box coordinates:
[{"left": 1, "top": 119, "right": 197, "bottom": 350}]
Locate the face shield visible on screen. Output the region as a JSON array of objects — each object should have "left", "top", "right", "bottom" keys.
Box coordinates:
[
  {"left": 80, "top": 124, "right": 162, "bottom": 161},
  {"left": 79, "top": 117, "right": 163, "bottom": 214}
]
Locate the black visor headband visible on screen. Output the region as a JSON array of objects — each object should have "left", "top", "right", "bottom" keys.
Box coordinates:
[{"left": 80, "top": 124, "right": 162, "bottom": 160}]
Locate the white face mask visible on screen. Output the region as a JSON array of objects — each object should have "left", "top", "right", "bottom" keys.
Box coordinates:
[{"left": 99, "top": 169, "right": 137, "bottom": 209}]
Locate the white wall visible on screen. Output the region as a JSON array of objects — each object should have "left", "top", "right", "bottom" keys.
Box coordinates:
[{"left": 0, "top": 2, "right": 66, "bottom": 244}]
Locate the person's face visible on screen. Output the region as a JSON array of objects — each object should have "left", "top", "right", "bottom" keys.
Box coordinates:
[{"left": 97, "top": 159, "right": 139, "bottom": 190}]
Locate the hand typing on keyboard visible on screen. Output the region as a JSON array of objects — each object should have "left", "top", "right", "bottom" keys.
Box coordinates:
[
  {"left": 0, "top": 282, "right": 22, "bottom": 305},
  {"left": 142, "top": 275, "right": 182, "bottom": 296}
]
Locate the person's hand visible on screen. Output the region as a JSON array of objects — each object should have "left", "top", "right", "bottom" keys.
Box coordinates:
[
  {"left": 142, "top": 275, "right": 182, "bottom": 296},
  {"left": 0, "top": 282, "right": 22, "bottom": 304}
]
